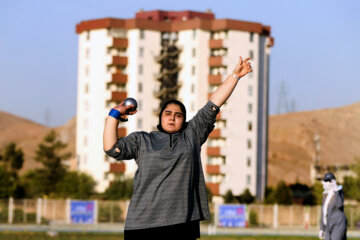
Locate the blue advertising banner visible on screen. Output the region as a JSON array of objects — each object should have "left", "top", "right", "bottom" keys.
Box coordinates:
[
  {"left": 218, "top": 204, "right": 246, "bottom": 227},
  {"left": 70, "top": 200, "right": 95, "bottom": 224}
]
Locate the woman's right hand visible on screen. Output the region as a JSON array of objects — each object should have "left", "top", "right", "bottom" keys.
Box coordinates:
[{"left": 113, "top": 101, "right": 138, "bottom": 116}]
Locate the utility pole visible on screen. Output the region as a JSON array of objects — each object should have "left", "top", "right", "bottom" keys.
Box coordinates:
[
  {"left": 313, "top": 133, "right": 321, "bottom": 180},
  {"left": 276, "top": 81, "right": 289, "bottom": 114}
]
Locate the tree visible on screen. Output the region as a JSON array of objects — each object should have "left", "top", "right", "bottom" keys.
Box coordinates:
[
  {"left": 0, "top": 166, "right": 16, "bottom": 198},
  {"left": 0, "top": 143, "right": 25, "bottom": 198},
  {"left": 103, "top": 179, "right": 133, "bottom": 200},
  {"left": 310, "top": 181, "right": 324, "bottom": 205},
  {"left": 56, "top": 171, "right": 96, "bottom": 199},
  {"left": 238, "top": 188, "right": 255, "bottom": 204},
  {"left": 343, "top": 158, "right": 360, "bottom": 201},
  {"left": 0, "top": 142, "right": 24, "bottom": 172},
  {"left": 24, "top": 130, "right": 70, "bottom": 197},
  {"left": 224, "top": 190, "right": 236, "bottom": 203},
  {"left": 273, "top": 181, "right": 293, "bottom": 205},
  {"left": 264, "top": 186, "right": 275, "bottom": 204}
]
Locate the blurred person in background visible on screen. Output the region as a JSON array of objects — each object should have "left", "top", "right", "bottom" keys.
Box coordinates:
[
  {"left": 103, "top": 57, "right": 252, "bottom": 240},
  {"left": 319, "top": 172, "right": 347, "bottom": 240}
]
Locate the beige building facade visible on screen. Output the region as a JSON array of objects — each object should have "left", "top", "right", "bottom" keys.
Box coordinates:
[{"left": 76, "top": 10, "right": 273, "bottom": 200}]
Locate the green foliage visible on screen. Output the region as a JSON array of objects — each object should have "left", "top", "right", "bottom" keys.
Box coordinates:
[
  {"left": 274, "top": 181, "right": 293, "bottom": 205},
  {"left": 56, "top": 171, "right": 96, "bottom": 199},
  {"left": 224, "top": 190, "right": 236, "bottom": 203},
  {"left": 310, "top": 181, "right": 324, "bottom": 205},
  {"left": 343, "top": 158, "right": 360, "bottom": 201},
  {"left": 264, "top": 186, "right": 275, "bottom": 204},
  {"left": 1, "top": 142, "right": 24, "bottom": 171},
  {"left": 290, "top": 183, "right": 315, "bottom": 205},
  {"left": 21, "top": 170, "right": 47, "bottom": 198},
  {"left": 0, "top": 166, "right": 16, "bottom": 198},
  {"left": 103, "top": 179, "right": 133, "bottom": 200},
  {"left": 266, "top": 181, "right": 293, "bottom": 205},
  {"left": 0, "top": 143, "right": 25, "bottom": 198},
  {"left": 98, "top": 204, "right": 123, "bottom": 223},
  {"left": 249, "top": 210, "right": 258, "bottom": 226},
  {"left": 238, "top": 188, "right": 255, "bottom": 204},
  {"left": 23, "top": 130, "right": 71, "bottom": 197}
]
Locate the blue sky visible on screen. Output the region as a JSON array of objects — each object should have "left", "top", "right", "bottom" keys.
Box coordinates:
[{"left": 1, "top": 0, "right": 359, "bottom": 127}]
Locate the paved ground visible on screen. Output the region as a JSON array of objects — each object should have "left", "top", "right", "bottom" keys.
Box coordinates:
[{"left": 1, "top": 224, "right": 360, "bottom": 238}]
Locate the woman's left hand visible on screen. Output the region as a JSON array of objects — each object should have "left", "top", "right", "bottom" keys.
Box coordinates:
[{"left": 232, "top": 57, "right": 253, "bottom": 79}]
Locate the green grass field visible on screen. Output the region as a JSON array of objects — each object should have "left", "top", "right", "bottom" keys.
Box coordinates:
[{"left": 0, "top": 232, "right": 357, "bottom": 240}]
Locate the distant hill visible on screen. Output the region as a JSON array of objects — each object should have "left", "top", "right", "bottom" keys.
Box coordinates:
[
  {"left": 2, "top": 102, "right": 360, "bottom": 187},
  {"left": 268, "top": 102, "right": 360, "bottom": 186},
  {"left": 0, "top": 111, "right": 76, "bottom": 174}
]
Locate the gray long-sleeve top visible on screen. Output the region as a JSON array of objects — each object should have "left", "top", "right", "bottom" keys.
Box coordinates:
[{"left": 105, "top": 101, "right": 220, "bottom": 230}]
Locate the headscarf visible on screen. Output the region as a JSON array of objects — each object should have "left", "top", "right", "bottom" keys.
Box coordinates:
[{"left": 157, "top": 99, "right": 188, "bottom": 133}]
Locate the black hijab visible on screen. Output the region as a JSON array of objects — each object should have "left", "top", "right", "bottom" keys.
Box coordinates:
[{"left": 157, "top": 99, "right": 188, "bottom": 133}]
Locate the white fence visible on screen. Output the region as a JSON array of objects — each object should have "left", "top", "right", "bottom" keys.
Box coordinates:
[{"left": 1, "top": 198, "right": 360, "bottom": 229}]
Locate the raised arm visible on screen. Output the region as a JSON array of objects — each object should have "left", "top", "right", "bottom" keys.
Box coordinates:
[
  {"left": 103, "top": 101, "right": 137, "bottom": 151},
  {"left": 209, "top": 57, "right": 252, "bottom": 107}
]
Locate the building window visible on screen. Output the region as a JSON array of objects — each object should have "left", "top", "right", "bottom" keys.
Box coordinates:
[
  {"left": 192, "top": 66, "right": 196, "bottom": 76},
  {"left": 139, "top": 47, "right": 144, "bottom": 57},
  {"left": 137, "top": 118, "right": 142, "bottom": 128},
  {"left": 138, "top": 82, "right": 143, "bottom": 93},
  {"left": 249, "top": 50, "right": 254, "bottom": 59},
  {"left": 248, "top": 85, "right": 253, "bottom": 96},
  {"left": 140, "top": 30, "right": 145, "bottom": 39},
  {"left": 247, "top": 175, "right": 251, "bottom": 185},
  {"left": 247, "top": 157, "right": 251, "bottom": 167},
  {"left": 191, "top": 83, "right": 195, "bottom": 93},
  {"left": 248, "top": 121, "right": 252, "bottom": 131},
  {"left": 247, "top": 139, "right": 252, "bottom": 149},
  {"left": 85, "top": 48, "right": 90, "bottom": 58},
  {"left": 248, "top": 103, "right": 253, "bottom": 114},
  {"left": 192, "top": 48, "right": 196, "bottom": 57},
  {"left": 191, "top": 102, "right": 195, "bottom": 111},
  {"left": 85, "top": 66, "right": 89, "bottom": 76},
  {"left": 138, "top": 64, "right": 143, "bottom": 75},
  {"left": 250, "top": 32, "right": 254, "bottom": 42},
  {"left": 84, "top": 100, "right": 89, "bottom": 111},
  {"left": 84, "top": 119, "right": 88, "bottom": 129},
  {"left": 86, "top": 31, "right": 90, "bottom": 40},
  {"left": 192, "top": 29, "right": 196, "bottom": 39},
  {"left": 138, "top": 100, "right": 142, "bottom": 110}
]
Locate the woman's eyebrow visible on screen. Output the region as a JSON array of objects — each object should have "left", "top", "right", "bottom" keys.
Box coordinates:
[{"left": 164, "top": 110, "right": 183, "bottom": 115}]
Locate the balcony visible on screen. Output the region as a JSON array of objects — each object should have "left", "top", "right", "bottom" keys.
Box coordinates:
[
  {"left": 216, "top": 111, "right": 222, "bottom": 120},
  {"left": 117, "top": 127, "right": 127, "bottom": 137},
  {"left": 208, "top": 75, "right": 222, "bottom": 85},
  {"left": 111, "top": 56, "right": 128, "bottom": 66},
  {"left": 207, "top": 146, "right": 221, "bottom": 156},
  {"left": 206, "top": 164, "right": 220, "bottom": 175},
  {"left": 111, "top": 91, "right": 127, "bottom": 102},
  {"left": 112, "top": 73, "right": 127, "bottom": 84},
  {"left": 209, "top": 39, "right": 223, "bottom": 49},
  {"left": 209, "top": 129, "right": 221, "bottom": 139},
  {"left": 109, "top": 162, "right": 126, "bottom": 173},
  {"left": 206, "top": 183, "right": 219, "bottom": 195},
  {"left": 112, "top": 38, "right": 128, "bottom": 49},
  {"left": 209, "top": 56, "right": 223, "bottom": 67}
]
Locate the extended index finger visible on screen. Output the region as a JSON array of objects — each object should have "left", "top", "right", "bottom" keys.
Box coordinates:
[{"left": 243, "top": 57, "right": 251, "bottom": 63}]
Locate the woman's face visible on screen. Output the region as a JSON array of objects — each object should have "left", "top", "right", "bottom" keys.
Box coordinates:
[{"left": 161, "top": 103, "right": 184, "bottom": 133}]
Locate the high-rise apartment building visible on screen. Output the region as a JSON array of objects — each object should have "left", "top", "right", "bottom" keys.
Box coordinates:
[{"left": 75, "top": 10, "right": 273, "bottom": 200}]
